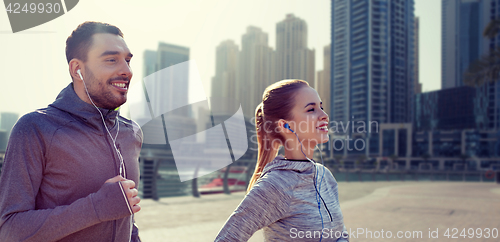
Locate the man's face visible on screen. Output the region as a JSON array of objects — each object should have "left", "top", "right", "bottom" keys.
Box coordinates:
[{"left": 82, "top": 33, "right": 133, "bottom": 110}]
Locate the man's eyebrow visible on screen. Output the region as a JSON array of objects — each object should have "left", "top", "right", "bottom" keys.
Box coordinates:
[{"left": 99, "top": 51, "right": 133, "bottom": 58}]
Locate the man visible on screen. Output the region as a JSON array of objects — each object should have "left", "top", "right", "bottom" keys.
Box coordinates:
[{"left": 0, "top": 21, "right": 142, "bottom": 241}]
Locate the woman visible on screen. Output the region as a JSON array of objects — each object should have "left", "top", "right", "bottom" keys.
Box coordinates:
[{"left": 215, "top": 80, "right": 349, "bottom": 241}]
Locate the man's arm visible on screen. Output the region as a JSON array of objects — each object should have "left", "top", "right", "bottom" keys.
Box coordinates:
[{"left": 0, "top": 115, "right": 138, "bottom": 241}]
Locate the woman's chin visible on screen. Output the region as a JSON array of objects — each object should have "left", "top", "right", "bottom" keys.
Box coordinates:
[{"left": 320, "top": 133, "right": 329, "bottom": 143}]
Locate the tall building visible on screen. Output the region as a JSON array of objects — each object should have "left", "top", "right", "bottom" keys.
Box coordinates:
[
  {"left": 414, "top": 17, "right": 422, "bottom": 94},
  {"left": 441, "top": 0, "right": 487, "bottom": 89},
  {"left": 316, "top": 44, "right": 331, "bottom": 117},
  {"left": 331, "top": 0, "right": 416, "bottom": 155},
  {"left": 211, "top": 40, "right": 240, "bottom": 102},
  {"left": 148, "top": 43, "right": 190, "bottom": 117},
  {"left": 238, "top": 26, "right": 275, "bottom": 118},
  {"left": 276, "top": 14, "right": 315, "bottom": 87},
  {"left": 143, "top": 50, "right": 157, "bottom": 78},
  {"left": 441, "top": 0, "right": 500, "bottom": 129},
  {"left": 140, "top": 43, "right": 191, "bottom": 145}
]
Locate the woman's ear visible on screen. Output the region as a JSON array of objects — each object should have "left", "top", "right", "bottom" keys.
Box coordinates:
[{"left": 278, "top": 119, "right": 290, "bottom": 133}]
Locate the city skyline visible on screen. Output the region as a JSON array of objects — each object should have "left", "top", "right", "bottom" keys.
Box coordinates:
[
  {"left": 0, "top": 0, "right": 441, "bottom": 120},
  {"left": 210, "top": 13, "right": 319, "bottom": 119}
]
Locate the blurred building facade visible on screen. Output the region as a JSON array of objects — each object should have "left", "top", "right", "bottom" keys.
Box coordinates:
[
  {"left": 330, "top": 0, "right": 416, "bottom": 156},
  {"left": 211, "top": 14, "right": 317, "bottom": 119},
  {"left": 442, "top": 0, "right": 500, "bottom": 130},
  {"left": 0, "top": 130, "right": 7, "bottom": 153},
  {"left": 441, "top": 0, "right": 487, "bottom": 89},
  {"left": 211, "top": 40, "right": 240, "bottom": 105},
  {"left": 275, "top": 14, "right": 315, "bottom": 88},
  {"left": 238, "top": 27, "right": 275, "bottom": 118},
  {"left": 414, "top": 17, "right": 421, "bottom": 94},
  {"left": 0, "top": 112, "right": 18, "bottom": 137},
  {"left": 415, "top": 86, "right": 488, "bottom": 131},
  {"left": 0, "top": 112, "right": 19, "bottom": 152}
]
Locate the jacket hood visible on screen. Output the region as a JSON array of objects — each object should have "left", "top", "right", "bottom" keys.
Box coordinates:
[
  {"left": 49, "top": 83, "right": 119, "bottom": 133},
  {"left": 261, "top": 155, "right": 315, "bottom": 176}
]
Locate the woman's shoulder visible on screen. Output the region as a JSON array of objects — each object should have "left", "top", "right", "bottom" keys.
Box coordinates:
[{"left": 257, "top": 168, "right": 301, "bottom": 191}]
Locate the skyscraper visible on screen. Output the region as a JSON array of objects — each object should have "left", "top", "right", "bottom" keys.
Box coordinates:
[
  {"left": 441, "top": 0, "right": 500, "bottom": 129},
  {"left": 316, "top": 44, "right": 331, "bottom": 117},
  {"left": 143, "top": 50, "right": 157, "bottom": 78},
  {"left": 276, "top": 14, "right": 315, "bottom": 87},
  {"left": 140, "top": 43, "right": 191, "bottom": 146},
  {"left": 331, "top": 0, "right": 415, "bottom": 155},
  {"left": 414, "top": 17, "right": 421, "bottom": 94},
  {"left": 151, "top": 42, "right": 190, "bottom": 116},
  {"left": 238, "top": 26, "right": 275, "bottom": 118},
  {"left": 211, "top": 40, "right": 240, "bottom": 102},
  {"left": 441, "top": 0, "right": 486, "bottom": 89}
]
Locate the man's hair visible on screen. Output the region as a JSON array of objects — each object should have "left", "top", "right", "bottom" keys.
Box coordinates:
[{"left": 65, "top": 21, "right": 124, "bottom": 64}]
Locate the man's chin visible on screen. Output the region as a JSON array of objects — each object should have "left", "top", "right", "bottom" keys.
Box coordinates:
[
  {"left": 113, "top": 100, "right": 127, "bottom": 110},
  {"left": 103, "top": 98, "right": 126, "bottom": 110}
]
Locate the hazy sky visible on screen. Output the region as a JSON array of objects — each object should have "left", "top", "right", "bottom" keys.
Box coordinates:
[{"left": 0, "top": 0, "right": 441, "bottom": 119}]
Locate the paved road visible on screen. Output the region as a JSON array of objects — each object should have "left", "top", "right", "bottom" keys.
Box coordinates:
[{"left": 134, "top": 182, "right": 500, "bottom": 241}]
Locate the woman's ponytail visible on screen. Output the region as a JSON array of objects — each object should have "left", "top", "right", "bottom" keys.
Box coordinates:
[{"left": 247, "top": 103, "right": 278, "bottom": 192}]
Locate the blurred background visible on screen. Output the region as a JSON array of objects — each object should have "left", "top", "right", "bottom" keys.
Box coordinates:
[{"left": 1, "top": 0, "right": 500, "bottom": 241}]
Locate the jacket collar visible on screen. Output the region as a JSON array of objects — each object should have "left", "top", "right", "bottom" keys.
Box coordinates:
[
  {"left": 262, "top": 155, "right": 315, "bottom": 175},
  {"left": 49, "top": 83, "right": 119, "bottom": 133}
]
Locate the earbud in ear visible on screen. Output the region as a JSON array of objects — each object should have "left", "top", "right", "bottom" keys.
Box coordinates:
[
  {"left": 77, "top": 69, "right": 83, "bottom": 80},
  {"left": 284, "top": 123, "right": 294, "bottom": 133}
]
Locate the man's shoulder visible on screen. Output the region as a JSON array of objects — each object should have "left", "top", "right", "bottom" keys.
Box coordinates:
[{"left": 13, "top": 107, "right": 73, "bottom": 133}]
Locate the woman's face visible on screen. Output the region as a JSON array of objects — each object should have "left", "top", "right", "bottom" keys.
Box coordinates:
[{"left": 287, "top": 86, "right": 329, "bottom": 145}]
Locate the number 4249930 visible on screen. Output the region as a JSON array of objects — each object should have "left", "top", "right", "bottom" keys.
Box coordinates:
[
  {"left": 444, "top": 228, "right": 498, "bottom": 239},
  {"left": 5, "top": 3, "right": 62, "bottom": 14}
]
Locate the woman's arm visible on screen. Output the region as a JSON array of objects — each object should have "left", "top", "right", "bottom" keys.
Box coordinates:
[{"left": 215, "top": 177, "right": 292, "bottom": 241}]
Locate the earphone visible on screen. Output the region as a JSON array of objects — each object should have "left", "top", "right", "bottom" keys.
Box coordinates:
[
  {"left": 284, "top": 123, "right": 294, "bottom": 133},
  {"left": 284, "top": 122, "right": 333, "bottom": 242},
  {"left": 77, "top": 69, "right": 83, "bottom": 80},
  {"left": 283, "top": 123, "right": 313, "bottom": 162}
]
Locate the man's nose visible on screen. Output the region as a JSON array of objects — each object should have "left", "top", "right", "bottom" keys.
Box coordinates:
[{"left": 119, "top": 60, "right": 133, "bottom": 79}]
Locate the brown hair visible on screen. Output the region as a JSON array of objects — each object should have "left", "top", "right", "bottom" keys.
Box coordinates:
[
  {"left": 66, "top": 21, "right": 124, "bottom": 64},
  {"left": 247, "top": 79, "right": 310, "bottom": 192}
]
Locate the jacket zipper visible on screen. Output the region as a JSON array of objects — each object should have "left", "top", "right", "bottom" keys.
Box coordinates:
[{"left": 103, "top": 115, "right": 120, "bottom": 242}]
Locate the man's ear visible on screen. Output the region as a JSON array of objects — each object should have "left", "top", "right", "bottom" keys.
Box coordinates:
[{"left": 68, "top": 59, "right": 83, "bottom": 81}]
